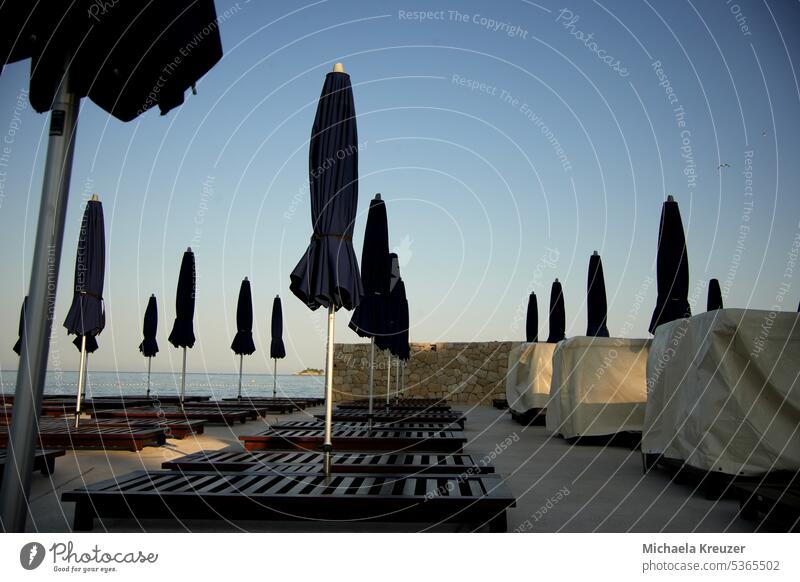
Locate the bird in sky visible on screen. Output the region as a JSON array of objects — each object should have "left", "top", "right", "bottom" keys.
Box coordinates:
[{"left": 717, "top": 163, "right": 731, "bottom": 170}]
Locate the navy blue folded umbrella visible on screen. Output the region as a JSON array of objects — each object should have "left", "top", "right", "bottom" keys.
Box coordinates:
[
  {"left": 289, "top": 64, "right": 363, "bottom": 475},
  {"left": 649, "top": 196, "right": 691, "bottom": 333},
  {"left": 289, "top": 69, "right": 363, "bottom": 311},
  {"left": 63, "top": 197, "right": 105, "bottom": 425},
  {"left": 270, "top": 295, "right": 286, "bottom": 398},
  {"left": 139, "top": 295, "right": 159, "bottom": 358},
  {"left": 169, "top": 248, "right": 196, "bottom": 403},
  {"left": 586, "top": 252, "right": 610, "bottom": 337},
  {"left": 547, "top": 279, "right": 566, "bottom": 343},
  {"left": 12, "top": 296, "right": 27, "bottom": 355},
  {"left": 525, "top": 292, "right": 538, "bottom": 342},
  {"left": 707, "top": 279, "right": 723, "bottom": 311},
  {"left": 72, "top": 334, "right": 98, "bottom": 354},
  {"left": 231, "top": 278, "right": 256, "bottom": 356},
  {"left": 139, "top": 294, "right": 158, "bottom": 396}
]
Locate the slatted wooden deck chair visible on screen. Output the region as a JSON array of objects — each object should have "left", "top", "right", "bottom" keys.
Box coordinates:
[
  {"left": 0, "top": 449, "right": 65, "bottom": 477},
  {"left": 221, "top": 397, "right": 311, "bottom": 411},
  {"left": 337, "top": 401, "right": 452, "bottom": 412},
  {"left": 0, "top": 414, "right": 204, "bottom": 440},
  {"left": 62, "top": 469, "right": 515, "bottom": 532},
  {"left": 0, "top": 424, "right": 165, "bottom": 452},
  {"left": 240, "top": 428, "right": 467, "bottom": 453},
  {"left": 182, "top": 401, "right": 296, "bottom": 415},
  {"left": 91, "top": 406, "right": 253, "bottom": 426},
  {"left": 320, "top": 410, "right": 467, "bottom": 428},
  {"left": 268, "top": 420, "right": 464, "bottom": 432},
  {"left": 162, "top": 450, "right": 495, "bottom": 475}
]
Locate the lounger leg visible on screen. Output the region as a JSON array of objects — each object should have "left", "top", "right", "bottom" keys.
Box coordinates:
[
  {"left": 739, "top": 497, "right": 759, "bottom": 522},
  {"left": 488, "top": 513, "right": 507, "bottom": 533},
  {"left": 41, "top": 458, "right": 56, "bottom": 476},
  {"left": 72, "top": 501, "right": 95, "bottom": 531}
]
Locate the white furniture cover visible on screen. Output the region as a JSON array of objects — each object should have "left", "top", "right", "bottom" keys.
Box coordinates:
[
  {"left": 642, "top": 309, "right": 800, "bottom": 476},
  {"left": 505, "top": 342, "right": 555, "bottom": 413},
  {"left": 546, "top": 337, "right": 651, "bottom": 438}
]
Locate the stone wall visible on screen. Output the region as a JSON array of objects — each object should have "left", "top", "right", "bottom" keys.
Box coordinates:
[{"left": 332, "top": 341, "right": 518, "bottom": 404}]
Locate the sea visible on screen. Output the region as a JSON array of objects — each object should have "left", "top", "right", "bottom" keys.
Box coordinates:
[{"left": 0, "top": 370, "right": 324, "bottom": 400}]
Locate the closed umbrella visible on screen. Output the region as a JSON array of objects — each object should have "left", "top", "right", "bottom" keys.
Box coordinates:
[
  {"left": 649, "top": 196, "right": 691, "bottom": 333},
  {"left": 0, "top": 2, "right": 223, "bottom": 532},
  {"left": 289, "top": 63, "right": 362, "bottom": 476},
  {"left": 72, "top": 334, "right": 99, "bottom": 400},
  {"left": 707, "top": 278, "right": 723, "bottom": 311},
  {"left": 392, "top": 280, "right": 410, "bottom": 399},
  {"left": 380, "top": 253, "right": 401, "bottom": 405},
  {"left": 231, "top": 277, "right": 256, "bottom": 399},
  {"left": 586, "top": 251, "right": 610, "bottom": 337},
  {"left": 12, "top": 297, "right": 27, "bottom": 355},
  {"left": 168, "top": 248, "right": 196, "bottom": 404},
  {"left": 547, "top": 279, "right": 566, "bottom": 343},
  {"left": 139, "top": 294, "right": 159, "bottom": 397},
  {"left": 270, "top": 296, "right": 287, "bottom": 398},
  {"left": 525, "top": 292, "right": 538, "bottom": 342},
  {"left": 63, "top": 195, "right": 105, "bottom": 427},
  {"left": 349, "top": 193, "right": 391, "bottom": 424}
]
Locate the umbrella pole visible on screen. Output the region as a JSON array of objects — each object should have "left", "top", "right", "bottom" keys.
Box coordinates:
[
  {"left": 0, "top": 69, "right": 80, "bottom": 532},
  {"left": 385, "top": 352, "right": 391, "bottom": 409},
  {"left": 273, "top": 358, "right": 277, "bottom": 399},
  {"left": 180, "top": 347, "right": 187, "bottom": 406},
  {"left": 323, "top": 305, "right": 335, "bottom": 478},
  {"left": 395, "top": 356, "right": 400, "bottom": 399},
  {"left": 146, "top": 357, "right": 152, "bottom": 398},
  {"left": 367, "top": 338, "right": 375, "bottom": 431},
  {"left": 75, "top": 337, "right": 88, "bottom": 429},
  {"left": 237, "top": 354, "right": 243, "bottom": 400}
]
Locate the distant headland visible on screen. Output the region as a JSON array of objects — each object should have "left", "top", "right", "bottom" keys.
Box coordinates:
[{"left": 295, "top": 368, "right": 324, "bottom": 376}]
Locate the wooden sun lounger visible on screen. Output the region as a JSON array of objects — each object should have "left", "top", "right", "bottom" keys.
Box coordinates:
[
  {"left": 337, "top": 402, "right": 452, "bottom": 411},
  {"left": 320, "top": 411, "right": 466, "bottom": 428},
  {"left": 0, "top": 449, "right": 65, "bottom": 477},
  {"left": 177, "top": 401, "right": 293, "bottom": 416},
  {"left": 240, "top": 428, "right": 466, "bottom": 453},
  {"left": 92, "top": 407, "right": 253, "bottom": 426},
  {"left": 269, "top": 420, "right": 463, "bottom": 432},
  {"left": 221, "top": 397, "right": 312, "bottom": 410},
  {"left": 162, "top": 450, "right": 495, "bottom": 474},
  {"left": 63, "top": 469, "right": 515, "bottom": 532},
  {"left": 509, "top": 408, "right": 546, "bottom": 426},
  {"left": 0, "top": 425, "right": 165, "bottom": 452},
  {"left": 0, "top": 415, "right": 204, "bottom": 440}
]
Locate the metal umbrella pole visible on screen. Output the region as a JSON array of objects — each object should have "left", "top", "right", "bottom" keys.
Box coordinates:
[
  {"left": 395, "top": 356, "right": 400, "bottom": 399},
  {"left": 146, "top": 357, "right": 152, "bottom": 398},
  {"left": 237, "top": 354, "right": 244, "bottom": 400},
  {"left": 367, "top": 338, "right": 375, "bottom": 430},
  {"left": 322, "top": 305, "right": 336, "bottom": 477},
  {"left": 75, "top": 336, "right": 88, "bottom": 428},
  {"left": 180, "top": 347, "right": 187, "bottom": 406},
  {"left": 385, "top": 352, "right": 391, "bottom": 409},
  {"left": 0, "top": 69, "right": 80, "bottom": 532},
  {"left": 273, "top": 358, "right": 277, "bottom": 399}
]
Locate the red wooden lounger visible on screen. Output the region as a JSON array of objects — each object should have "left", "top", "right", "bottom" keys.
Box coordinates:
[
  {"left": 0, "top": 448, "right": 65, "bottom": 477},
  {"left": 269, "top": 420, "right": 463, "bottom": 432},
  {"left": 62, "top": 469, "right": 515, "bottom": 532},
  {"left": 320, "top": 411, "right": 467, "bottom": 428},
  {"left": 0, "top": 425, "right": 165, "bottom": 452},
  {"left": 92, "top": 407, "right": 253, "bottom": 426},
  {"left": 0, "top": 415, "right": 204, "bottom": 440},
  {"left": 240, "top": 428, "right": 466, "bottom": 453},
  {"left": 337, "top": 402, "right": 452, "bottom": 411},
  {"left": 162, "top": 450, "right": 494, "bottom": 474}
]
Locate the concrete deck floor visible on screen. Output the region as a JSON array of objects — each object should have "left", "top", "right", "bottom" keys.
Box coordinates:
[{"left": 21, "top": 405, "right": 756, "bottom": 533}]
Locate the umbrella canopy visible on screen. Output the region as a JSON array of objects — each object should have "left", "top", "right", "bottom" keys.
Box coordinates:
[
  {"left": 168, "top": 249, "right": 196, "bottom": 348},
  {"left": 289, "top": 70, "right": 363, "bottom": 311},
  {"left": 349, "top": 194, "right": 391, "bottom": 338},
  {"left": 12, "top": 296, "right": 27, "bottom": 355},
  {"left": 139, "top": 295, "right": 159, "bottom": 357},
  {"left": 649, "top": 196, "right": 691, "bottom": 333},
  {"left": 73, "top": 334, "right": 98, "bottom": 354},
  {"left": 63, "top": 198, "right": 106, "bottom": 340},
  {"left": 270, "top": 296, "right": 286, "bottom": 359},
  {"left": 525, "top": 292, "right": 538, "bottom": 342},
  {"left": 707, "top": 278, "right": 723, "bottom": 311},
  {"left": 586, "top": 252, "right": 610, "bottom": 337},
  {"left": 547, "top": 280, "right": 566, "bottom": 343},
  {"left": 393, "top": 282, "right": 411, "bottom": 361},
  {"left": 376, "top": 253, "right": 401, "bottom": 352},
  {"left": 1, "top": 1, "right": 223, "bottom": 121},
  {"left": 231, "top": 278, "right": 256, "bottom": 356}
]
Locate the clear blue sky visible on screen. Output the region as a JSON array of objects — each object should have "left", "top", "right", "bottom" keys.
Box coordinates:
[{"left": 0, "top": 0, "right": 798, "bottom": 375}]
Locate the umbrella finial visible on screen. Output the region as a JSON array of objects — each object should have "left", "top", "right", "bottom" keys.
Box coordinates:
[
  {"left": 186, "top": 246, "right": 192, "bottom": 252},
  {"left": 593, "top": 250, "right": 598, "bottom": 256},
  {"left": 333, "top": 62, "right": 345, "bottom": 73},
  {"left": 151, "top": 293, "right": 155, "bottom": 298},
  {"left": 275, "top": 294, "right": 280, "bottom": 298},
  {"left": 244, "top": 276, "right": 249, "bottom": 281},
  {"left": 375, "top": 193, "right": 382, "bottom": 200},
  {"left": 667, "top": 194, "right": 674, "bottom": 202},
  {"left": 91, "top": 193, "right": 99, "bottom": 201},
  {"left": 555, "top": 278, "right": 559, "bottom": 283}
]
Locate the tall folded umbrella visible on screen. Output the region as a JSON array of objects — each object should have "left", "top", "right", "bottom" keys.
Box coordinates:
[
  {"left": 0, "top": 2, "right": 223, "bottom": 532},
  {"left": 525, "top": 292, "right": 538, "bottom": 342},
  {"left": 288, "top": 63, "right": 362, "bottom": 476},
  {"left": 381, "top": 253, "right": 402, "bottom": 405},
  {"left": 586, "top": 251, "right": 610, "bottom": 337},
  {"left": 169, "top": 248, "right": 196, "bottom": 404},
  {"left": 139, "top": 294, "right": 159, "bottom": 397},
  {"left": 63, "top": 195, "right": 105, "bottom": 427},
  {"left": 547, "top": 279, "right": 566, "bottom": 343},
  {"left": 392, "top": 280, "right": 411, "bottom": 399},
  {"left": 349, "top": 193, "right": 391, "bottom": 424},
  {"left": 649, "top": 196, "right": 691, "bottom": 333},
  {"left": 231, "top": 277, "right": 256, "bottom": 399},
  {"left": 12, "top": 297, "right": 27, "bottom": 355},
  {"left": 707, "top": 278, "right": 723, "bottom": 311},
  {"left": 270, "top": 296, "right": 287, "bottom": 398}
]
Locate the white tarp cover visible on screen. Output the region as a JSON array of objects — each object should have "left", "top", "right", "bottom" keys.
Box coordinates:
[
  {"left": 505, "top": 342, "right": 555, "bottom": 413},
  {"left": 546, "top": 337, "right": 651, "bottom": 438},
  {"left": 642, "top": 309, "right": 800, "bottom": 476}
]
